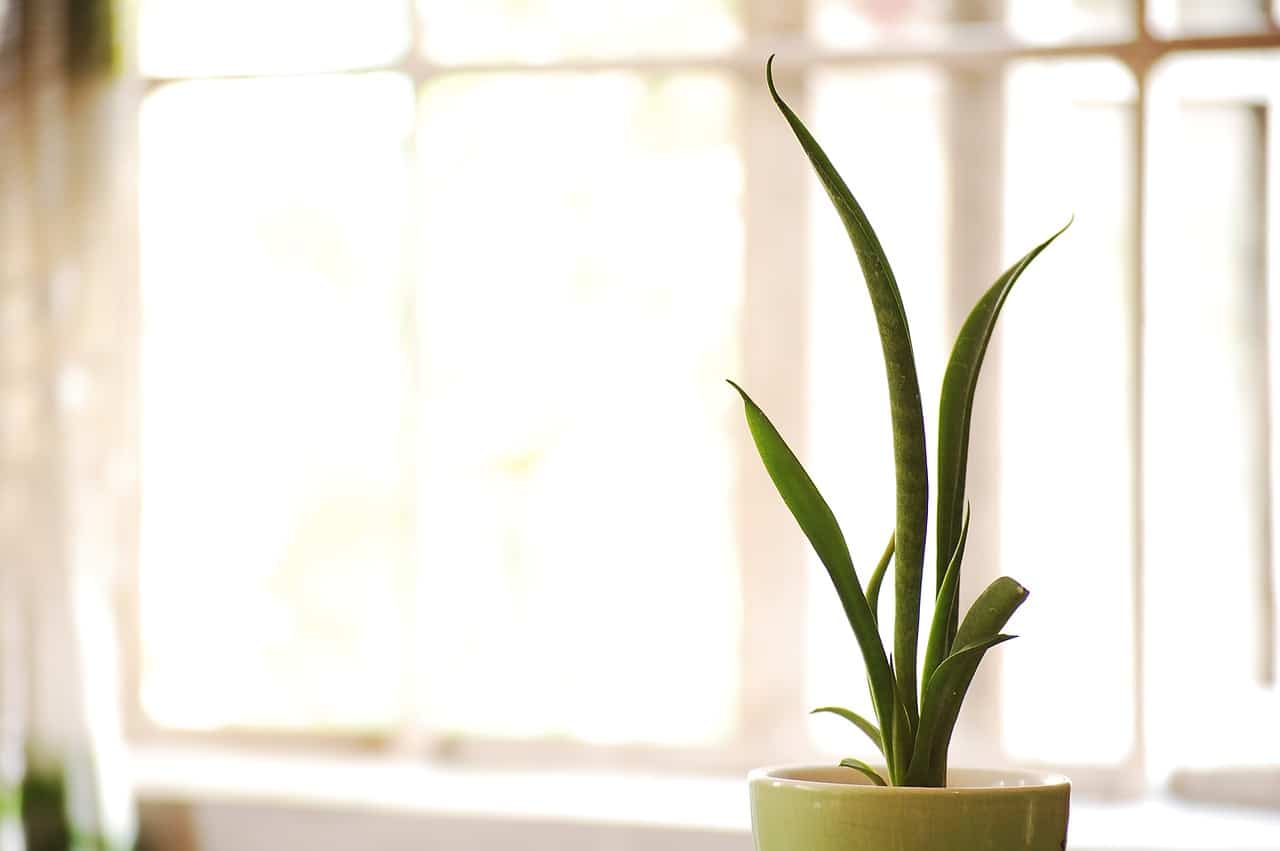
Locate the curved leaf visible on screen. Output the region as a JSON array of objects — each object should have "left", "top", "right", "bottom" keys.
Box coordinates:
[
  {"left": 839, "top": 758, "right": 888, "bottom": 787},
  {"left": 865, "top": 531, "right": 895, "bottom": 624},
  {"left": 766, "top": 56, "right": 929, "bottom": 726},
  {"left": 907, "top": 576, "right": 1029, "bottom": 785},
  {"left": 727, "top": 380, "right": 896, "bottom": 751},
  {"left": 811, "top": 706, "right": 883, "bottom": 756},
  {"left": 907, "top": 632, "right": 1018, "bottom": 786},
  {"left": 953, "top": 576, "right": 1030, "bottom": 650},
  {"left": 935, "top": 220, "right": 1071, "bottom": 645}
]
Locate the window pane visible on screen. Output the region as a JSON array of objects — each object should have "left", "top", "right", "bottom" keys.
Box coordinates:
[
  {"left": 139, "top": 0, "right": 408, "bottom": 76},
  {"left": 1150, "top": 0, "right": 1272, "bottom": 33},
  {"left": 1007, "top": 0, "right": 1134, "bottom": 38},
  {"left": 140, "top": 75, "right": 414, "bottom": 731},
  {"left": 812, "top": 0, "right": 955, "bottom": 44},
  {"left": 815, "top": 0, "right": 1133, "bottom": 44},
  {"left": 1000, "top": 60, "right": 1138, "bottom": 765},
  {"left": 1144, "top": 53, "right": 1279, "bottom": 773},
  {"left": 805, "top": 67, "right": 949, "bottom": 753},
  {"left": 417, "top": 0, "right": 742, "bottom": 64},
  {"left": 414, "top": 73, "right": 742, "bottom": 746}
]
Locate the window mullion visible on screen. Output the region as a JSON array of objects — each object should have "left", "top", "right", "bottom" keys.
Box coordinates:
[
  {"left": 735, "top": 0, "right": 813, "bottom": 763},
  {"left": 1132, "top": 46, "right": 1153, "bottom": 792},
  {"left": 394, "top": 55, "right": 427, "bottom": 759},
  {"left": 1268, "top": 94, "right": 1280, "bottom": 689},
  {"left": 398, "top": 0, "right": 441, "bottom": 758}
]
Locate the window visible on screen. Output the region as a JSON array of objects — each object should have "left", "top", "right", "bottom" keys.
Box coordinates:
[
  {"left": 135, "top": 0, "right": 745, "bottom": 754},
  {"left": 130, "top": 0, "right": 1280, "bottom": 804}
]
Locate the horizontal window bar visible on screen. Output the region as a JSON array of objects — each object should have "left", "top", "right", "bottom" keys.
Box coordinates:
[{"left": 138, "top": 27, "right": 1280, "bottom": 88}]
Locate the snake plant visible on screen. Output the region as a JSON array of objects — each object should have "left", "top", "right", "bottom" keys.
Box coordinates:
[{"left": 729, "top": 58, "right": 1068, "bottom": 788}]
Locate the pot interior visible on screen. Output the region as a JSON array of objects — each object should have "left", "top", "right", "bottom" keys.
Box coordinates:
[{"left": 763, "top": 765, "right": 1069, "bottom": 789}]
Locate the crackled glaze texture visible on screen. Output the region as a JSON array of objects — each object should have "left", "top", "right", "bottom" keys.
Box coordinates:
[{"left": 749, "top": 766, "right": 1070, "bottom": 851}]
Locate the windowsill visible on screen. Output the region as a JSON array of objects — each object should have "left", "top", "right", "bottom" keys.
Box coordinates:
[
  {"left": 130, "top": 745, "right": 1280, "bottom": 851},
  {"left": 131, "top": 744, "right": 747, "bottom": 833}
]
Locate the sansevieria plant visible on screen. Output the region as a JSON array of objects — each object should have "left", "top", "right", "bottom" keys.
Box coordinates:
[{"left": 730, "top": 58, "right": 1069, "bottom": 788}]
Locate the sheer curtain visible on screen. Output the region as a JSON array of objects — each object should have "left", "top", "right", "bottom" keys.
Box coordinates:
[{"left": 0, "top": 0, "right": 136, "bottom": 848}]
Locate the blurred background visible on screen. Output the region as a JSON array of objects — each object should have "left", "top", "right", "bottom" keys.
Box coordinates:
[{"left": 1, "top": 0, "right": 1280, "bottom": 849}]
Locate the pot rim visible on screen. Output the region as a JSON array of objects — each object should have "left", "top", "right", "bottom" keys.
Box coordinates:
[{"left": 749, "top": 764, "right": 1070, "bottom": 793}]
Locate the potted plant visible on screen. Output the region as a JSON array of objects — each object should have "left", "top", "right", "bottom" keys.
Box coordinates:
[{"left": 732, "top": 58, "right": 1071, "bottom": 851}]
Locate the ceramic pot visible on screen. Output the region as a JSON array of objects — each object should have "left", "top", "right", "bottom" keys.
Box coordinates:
[{"left": 749, "top": 765, "right": 1070, "bottom": 851}]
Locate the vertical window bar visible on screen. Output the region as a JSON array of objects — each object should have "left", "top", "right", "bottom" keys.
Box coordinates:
[
  {"left": 1132, "top": 0, "right": 1152, "bottom": 787},
  {"left": 737, "top": 0, "right": 811, "bottom": 760},
  {"left": 1266, "top": 99, "right": 1279, "bottom": 688},
  {"left": 396, "top": 0, "right": 427, "bottom": 756},
  {"left": 1237, "top": 102, "right": 1274, "bottom": 689}
]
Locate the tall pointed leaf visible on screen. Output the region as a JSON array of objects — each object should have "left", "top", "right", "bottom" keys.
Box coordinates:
[
  {"left": 727, "top": 380, "right": 897, "bottom": 748},
  {"left": 935, "top": 221, "right": 1071, "bottom": 644},
  {"left": 766, "top": 56, "right": 929, "bottom": 725}
]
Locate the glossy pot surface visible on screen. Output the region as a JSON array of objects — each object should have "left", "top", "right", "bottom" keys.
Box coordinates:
[{"left": 749, "top": 765, "right": 1070, "bottom": 851}]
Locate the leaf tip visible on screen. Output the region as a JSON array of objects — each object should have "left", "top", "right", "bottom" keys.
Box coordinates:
[
  {"left": 764, "top": 55, "right": 784, "bottom": 106},
  {"left": 999, "top": 576, "right": 1030, "bottom": 601}
]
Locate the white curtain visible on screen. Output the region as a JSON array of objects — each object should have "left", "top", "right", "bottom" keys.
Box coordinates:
[{"left": 0, "top": 0, "right": 137, "bottom": 848}]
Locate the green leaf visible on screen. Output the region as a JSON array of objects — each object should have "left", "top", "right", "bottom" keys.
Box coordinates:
[
  {"left": 953, "top": 576, "right": 1030, "bottom": 650},
  {"left": 921, "top": 504, "right": 970, "bottom": 691},
  {"left": 766, "top": 56, "right": 929, "bottom": 728},
  {"left": 907, "top": 576, "right": 1029, "bottom": 785},
  {"left": 811, "top": 706, "right": 883, "bottom": 756},
  {"left": 889, "top": 678, "right": 912, "bottom": 786},
  {"left": 865, "top": 532, "right": 894, "bottom": 625},
  {"left": 907, "top": 632, "right": 1018, "bottom": 786},
  {"left": 839, "top": 758, "right": 888, "bottom": 787},
  {"left": 935, "top": 220, "right": 1070, "bottom": 646},
  {"left": 727, "top": 379, "right": 896, "bottom": 755}
]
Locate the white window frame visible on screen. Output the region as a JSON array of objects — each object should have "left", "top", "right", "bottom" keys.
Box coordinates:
[{"left": 121, "top": 0, "right": 1280, "bottom": 807}]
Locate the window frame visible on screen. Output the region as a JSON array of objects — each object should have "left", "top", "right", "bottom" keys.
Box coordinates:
[{"left": 120, "top": 0, "right": 1280, "bottom": 807}]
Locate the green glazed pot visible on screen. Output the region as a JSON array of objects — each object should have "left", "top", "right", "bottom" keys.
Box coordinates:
[{"left": 749, "top": 765, "right": 1070, "bottom": 851}]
